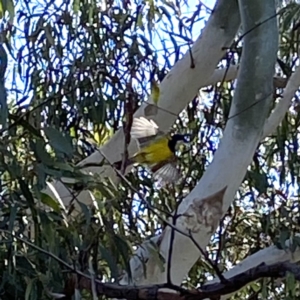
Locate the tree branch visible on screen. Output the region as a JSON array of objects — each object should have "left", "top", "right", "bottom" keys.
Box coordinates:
[
  {"left": 263, "top": 63, "right": 300, "bottom": 138},
  {"left": 72, "top": 261, "right": 300, "bottom": 300},
  {"left": 206, "top": 236, "right": 300, "bottom": 299},
  {"left": 5, "top": 227, "right": 300, "bottom": 300}
]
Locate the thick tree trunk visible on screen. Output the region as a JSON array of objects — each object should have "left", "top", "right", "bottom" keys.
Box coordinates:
[{"left": 122, "top": 0, "right": 278, "bottom": 287}]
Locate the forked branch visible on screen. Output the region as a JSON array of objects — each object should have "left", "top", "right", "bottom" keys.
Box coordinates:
[{"left": 69, "top": 261, "right": 300, "bottom": 300}]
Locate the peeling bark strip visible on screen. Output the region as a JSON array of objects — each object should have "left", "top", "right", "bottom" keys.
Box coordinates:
[
  {"left": 183, "top": 187, "right": 226, "bottom": 233},
  {"left": 65, "top": 261, "right": 300, "bottom": 300}
]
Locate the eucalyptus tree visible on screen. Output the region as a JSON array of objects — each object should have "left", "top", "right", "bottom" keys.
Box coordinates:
[{"left": 1, "top": 0, "right": 300, "bottom": 299}]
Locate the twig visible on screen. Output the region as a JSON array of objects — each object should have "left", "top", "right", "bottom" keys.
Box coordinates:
[
  {"left": 74, "top": 261, "right": 300, "bottom": 298},
  {"left": 0, "top": 229, "right": 83, "bottom": 275},
  {"left": 214, "top": 11, "right": 282, "bottom": 126},
  {"left": 199, "top": 1, "right": 213, "bottom": 13},
  {"left": 189, "top": 46, "right": 195, "bottom": 69},
  {"left": 188, "top": 229, "right": 228, "bottom": 284},
  {"left": 121, "top": 82, "right": 134, "bottom": 174},
  {"left": 166, "top": 204, "right": 178, "bottom": 284},
  {"left": 215, "top": 217, "right": 224, "bottom": 265}
]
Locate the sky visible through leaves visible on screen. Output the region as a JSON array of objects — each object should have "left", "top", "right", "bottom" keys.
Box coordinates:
[
  {"left": 1, "top": 0, "right": 300, "bottom": 298},
  {"left": 6, "top": 0, "right": 216, "bottom": 104}
]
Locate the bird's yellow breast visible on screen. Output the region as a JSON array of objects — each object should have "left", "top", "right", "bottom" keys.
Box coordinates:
[{"left": 132, "top": 137, "right": 173, "bottom": 165}]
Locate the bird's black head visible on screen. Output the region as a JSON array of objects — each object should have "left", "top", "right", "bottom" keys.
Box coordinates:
[{"left": 168, "top": 134, "right": 190, "bottom": 153}]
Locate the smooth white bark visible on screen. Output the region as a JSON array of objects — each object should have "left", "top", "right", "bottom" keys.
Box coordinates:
[
  {"left": 263, "top": 63, "right": 300, "bottom": 139},
  {"left": 206, "top": 238, "right": 300, "bottom": 299}
]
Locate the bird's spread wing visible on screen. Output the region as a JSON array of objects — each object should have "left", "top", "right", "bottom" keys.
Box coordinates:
[
  {"left": 135, "top": 134, "right": 165, "bottom": 149},
  {"left": 131, "top": 117, "right": 165, "bottom": 148},
  {"left": 131, "top": 117, "right": 159, "bottom": 138},
  {"left": 152, "top": 161, "right": 180, "bottom": 186}
]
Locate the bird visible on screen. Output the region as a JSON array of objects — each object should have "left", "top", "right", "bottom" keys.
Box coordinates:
[{"left": 114, "top": 117, "right": 189, "bottom": 185}]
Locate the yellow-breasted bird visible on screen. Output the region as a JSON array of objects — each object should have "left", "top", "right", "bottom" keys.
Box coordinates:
[{"left": 114, "top": 117, "right": 189, "bottom": 185}]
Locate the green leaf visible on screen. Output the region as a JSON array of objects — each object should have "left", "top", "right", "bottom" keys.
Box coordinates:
[
  {"left": 144, "top": 239, "right": 165, "bottom": 272},
  {"left": 40, "top": 211, "right": 57, "bottom": 253},
  {"left": 45, "top": 25, "right": 55, "bottom": 46},
  {"left": 113, "top": 235, "right": 132, "bottom": 278},
  {"left": 77, "top": 201, "right": 91, "bottom": 226},
  {"left": 37, "top": 164, "right": 62, "bottom": 178},
  {"left": 15, "top": 257, "right": 36, "bottom": 277},
  {"left": 278, "top": 230, "right": 290, "bottom": 250},
  {"left": 261, "top": 278, "right": 268, "bottom": 299},
  {"left": 99, "top": 244, "right": 119, "bottom": 280},
  {"left": 151, "top": 80, "right": 160, "bottom": 105},
  {"left": 0, "top": 49, "right": 7, "bottom": 129},
  {"left": 53, "top": 161, "right": 74, "bottom": 172},
  {"left": 8, "top": 203, "right": 17, "bottom": 233},
  {"left": 44, "top": 127, "right": 74, "bottom": 157},
  {"left": 40, "top": 193, "right": 61, "bottom": 213},
  {"left": 19, "top": 179, "right": 35, "bottom": 206},
  {"left": 248, "top": 170, "right": 268, "bottom": 194},
  {"left": 288, "top": 236, "right": 300, "bottom": 253},
  {"left": 0, "top": 0, "right": 14, "bottom": 24},
  {"left": 88, "top": 5, "right": 94, "bottom": 25},
  {"left": 292, "top": 236, "right": 300, "bottom": 247},
  {"left": 137, "top": 12, "right": 144, "bottom": 30},
  {"left": 46, "top": 211, "right": 65, "bottom": 222},
  {"left": 0, "top": 1, "right": 3, "bottom": 18},
  {"left": 25, "top": 277, "right": 37, "bottom": 300},
  {"left": 91, "top": 100, "right": 106, "bottom": 124},
  {"left": 10, "top": 114, "right": 42, "bottom": 138},
  {"left": 250, "top": 282, "right": 261, "bottom": 292},
  {"left": 73, "top": 0, "right": 80, "bottom": 14},
  {"left": 286, "top": 272, "right": 296, "bottom": 296},
  {"left": 70, "top": 126, "right": 76, "bottom": 138},
  {"left": 32, "top": 140, "right": 53, "bottom": 165}
]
